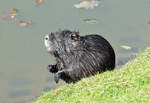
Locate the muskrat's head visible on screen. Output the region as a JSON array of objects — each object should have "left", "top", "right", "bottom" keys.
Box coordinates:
[{"left": 44, "top": 30, "right": 81, "bottom": 55}]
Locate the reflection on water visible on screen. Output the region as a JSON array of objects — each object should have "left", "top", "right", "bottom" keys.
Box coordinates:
[
  {"left": 117, "top": 53, "right": 137, "bottom": 66},
  {"left": 0, "top": 0, "right": 150, "bottom": 103},
  {"left": 8, "top": 89, "right": 30, "bottom": 99}
]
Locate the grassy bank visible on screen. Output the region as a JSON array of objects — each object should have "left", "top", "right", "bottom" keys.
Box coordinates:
[{"left": 35, "top": 47, "right": 150, "bottom": 103}]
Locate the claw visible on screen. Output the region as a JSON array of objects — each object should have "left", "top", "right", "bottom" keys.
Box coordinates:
[
  {"left": 54, "top": 76, "right": 59, "bottom": 83},
  {"left": 54, "top": 71, "right": 64, "bottom": 83}
]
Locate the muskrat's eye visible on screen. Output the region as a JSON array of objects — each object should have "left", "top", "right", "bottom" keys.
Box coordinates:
[
  {"left": 44, "top": 35, "right": 49, "bottom": 40},
  {"left": 71, "top": 34, "right": 76, "bottom": 40},
  {"left": 71, "top": 33, "right": 79, "bottom": 41}
]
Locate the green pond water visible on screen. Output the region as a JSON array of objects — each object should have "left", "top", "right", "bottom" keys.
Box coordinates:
[{"left": 0, "top": 0, "right": 150, "bottom": 103}]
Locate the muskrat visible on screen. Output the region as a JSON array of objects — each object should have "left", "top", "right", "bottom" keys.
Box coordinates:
[{"left": 44, "top": 30, "right": 115, "bottom": 83}]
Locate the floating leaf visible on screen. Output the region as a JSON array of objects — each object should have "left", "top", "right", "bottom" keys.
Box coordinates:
[
  {"left": 35, "top": 0, "right": 43, "bottom": 7},
  {"left": 8, "top": 8, "right": 19, "bottom": 19},
  {"left": 83, "top": 18, "right": 97, "bottom": 24},
  {"left": 74, "top": 0, "right": 100, "bottom": 9},
  {"left": 0, "top": 8, "right": 33, "bottom": 28},
  {"left": 0, "top": 8, "right": 19, "bottom": 21},
  {"left": 121, "top": 45, "right": 132, "bottom": 50},
  {"left": 19, "top": 21, "right": 32, "bottom": 27}
]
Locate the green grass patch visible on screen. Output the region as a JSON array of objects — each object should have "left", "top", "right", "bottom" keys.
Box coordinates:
[{"left": 35, "top": 47, "right": 150, "bottom": 103}]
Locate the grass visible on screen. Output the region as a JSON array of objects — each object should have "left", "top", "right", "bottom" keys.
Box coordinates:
[{"left": 35, "top": 47, "right": 150, "bottom": 103}]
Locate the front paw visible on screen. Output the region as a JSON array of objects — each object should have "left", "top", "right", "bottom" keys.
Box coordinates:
[
  {"left": 47, "top": 65, "right": 54, "bottom": 73},
  {"left": 47, "top": 65, "right": 58, "bottom": 73}
]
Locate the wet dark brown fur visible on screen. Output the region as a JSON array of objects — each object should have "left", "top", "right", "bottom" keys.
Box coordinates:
[{"left": 44, "top": 30, "right": 115, "bottom": 83}]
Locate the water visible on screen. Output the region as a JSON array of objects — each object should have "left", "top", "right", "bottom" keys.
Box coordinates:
[{"left": 0, "top": 0, "right": 150, "bottom": 103}]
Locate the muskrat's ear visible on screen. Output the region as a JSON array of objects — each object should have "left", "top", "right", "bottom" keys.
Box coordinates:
[{"left": 50, "top": 32, "right": 55, "bottom": 40}]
